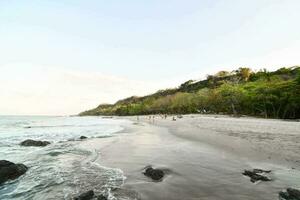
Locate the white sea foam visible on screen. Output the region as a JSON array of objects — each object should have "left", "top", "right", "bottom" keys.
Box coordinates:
[{"left": 0, "top": 116, "right": 130, "bottom": 200}]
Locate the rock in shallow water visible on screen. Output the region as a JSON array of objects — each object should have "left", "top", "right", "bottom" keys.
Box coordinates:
[
  {"left": 243, "top": 169, "right": 271, "bottom": 183},
  {"left": 20, "top": 139, "right": 50, "bottom": 147},
  {"left": 97, "top": 194, "right": 107, "bottom": 200},
  {"left": 74, "top": 190, "right": 94, "bottom": 200},
  {"left": 0, "top": 160, "right": 28, "bottom": 184},
  {"left": 279, "top": 188, "right": 300, "bottom": 200},
  {"left": 143, "top": 166, "right": 164, "bottom": 181}
]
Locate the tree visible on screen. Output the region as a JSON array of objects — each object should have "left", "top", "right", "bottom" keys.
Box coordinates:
[
  {"left": 218, "top": 83, "right": 246, "bottom": 115},
  {"left": 215, "top": 70, "right": 230, "bottom": 77},
  {"left": 80, "top": 66, "right": 300, "bottom": 119},
  {"left": 179, "top": 80, "right": 194, "bottom": 89},
  {"left": 237, "top": 67, "right": 252, "bottom": 81}
]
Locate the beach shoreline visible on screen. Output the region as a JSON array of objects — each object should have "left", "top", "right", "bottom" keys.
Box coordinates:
[
  {"left": 78, "top": 114, "right": 300, "bottom": 200},
  {"left": 2, "top": 115, "right": 299, "bottom": 199},
  {"left": 139, "top": 114, "right": 300, "bottom": 168}
]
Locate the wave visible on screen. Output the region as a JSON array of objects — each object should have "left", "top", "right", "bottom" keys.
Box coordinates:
[
  {"left": 22, "top": 124, "right": 115, "bottom": 129},
  {"left": 0, "top": 140, "right": 128, "bottom": 200},
  {"left": 0, "top": 116, "right": 133, "bottom": 199}
]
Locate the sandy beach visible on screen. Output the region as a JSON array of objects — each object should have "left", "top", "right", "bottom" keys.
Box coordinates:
[
  {"left": 77, "top": 115, "right": 300, "bottom": 200},
  {"left": 2, "top": 2, "right": 300, "bottom": 199}
]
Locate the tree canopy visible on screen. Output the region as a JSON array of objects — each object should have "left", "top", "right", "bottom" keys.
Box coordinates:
[{"left": 80, "top": 66, "right": 300, "bottom": 119}]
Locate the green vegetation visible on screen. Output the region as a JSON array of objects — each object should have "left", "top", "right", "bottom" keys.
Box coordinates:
[{"left": 80, "top": 66, "right": 300, "bottom": 119}]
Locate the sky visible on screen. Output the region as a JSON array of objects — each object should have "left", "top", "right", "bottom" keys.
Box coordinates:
[{"left": 1, "top": 0, "right": 300, "bottom": 115}]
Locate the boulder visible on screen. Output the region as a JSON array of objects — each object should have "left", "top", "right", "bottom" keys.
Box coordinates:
[
  {"left": 243, "top": 169, "right": 271, "bottom": 183},
  {"left": 20, "top": 139, "right": 50, "bottom": 147},
  {"left": 97, "top": 194, "right": 107, "bottom": 200},
  {"left": 80, "top": 136, "right": 87, "bottom": 140},
  {"left": 0, "top": 160, "right": 28, "bottom": 184},
  {"left": 279, "top": 188, "right": 300, "bottom": 200},
  {"left": 143, "top": 166, "right": 164, "bottom": 181},
  {"left": 74, "top": 190, "right": 94, "bottom": 200}
]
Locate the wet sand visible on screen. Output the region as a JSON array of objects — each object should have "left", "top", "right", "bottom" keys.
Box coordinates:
[{"left": 80, "top": 115, "right": 300, "bottom": 200}]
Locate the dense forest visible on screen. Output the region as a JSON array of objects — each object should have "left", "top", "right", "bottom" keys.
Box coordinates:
[{"left": 80, "top": 66, "right": 300, "bottom": 119}]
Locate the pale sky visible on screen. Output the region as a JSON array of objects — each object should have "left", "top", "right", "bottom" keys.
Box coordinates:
[{"left": 1, "top": 0, "right": 300, "bottom": 115}]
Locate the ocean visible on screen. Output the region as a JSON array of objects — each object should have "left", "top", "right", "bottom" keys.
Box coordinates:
[
  {"left": 1, "top": 115, "right": 300, "bottom": 200},
  {"left": 0, "top": 115, "right": 129, "bottom": 200}
]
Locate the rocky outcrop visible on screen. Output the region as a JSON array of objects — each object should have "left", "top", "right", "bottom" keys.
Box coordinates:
[
  {"left": 97, "top": 194, "right": 107, "bottom": 200},
  {"left": 143, "top": 166, "right": 164, "bottom": 181},
  {"left": 73, "top": 190, "right": 108, "bottom": 200},
  {"left": 0, "top": 160, "right": 28, "bottom": 184},
  {"left": 279, "top": 188, "right": 300, "bottom": 200},
  {"left": 80, "top": 136, "right": 87, "bottom": 140},
  {"left": 243, "top": 169, "right": 271, "bottom": 183},
  {"left": 20, "top": 139, "right": 50, "bottom": 147},
  {"left": 74, "top": 190, "right": 94, "bottom": 200}
]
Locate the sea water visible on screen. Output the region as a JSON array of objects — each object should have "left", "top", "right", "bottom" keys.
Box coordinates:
[{"left": 0, "top": 116, "right": 129, "bottom": 200}]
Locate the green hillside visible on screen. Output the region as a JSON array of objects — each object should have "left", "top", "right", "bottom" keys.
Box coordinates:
[{"left": 79, "top": 67, "right": 300, "bottom": 119}]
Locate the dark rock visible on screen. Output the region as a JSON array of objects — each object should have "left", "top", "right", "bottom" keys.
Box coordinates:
[
  {"left": 0, "top": 160, "right": 28, "bottom": 184},
  {"left": 97, "top": 194, "right": 107, "bottom": 200},
  {"left": 24, "top": 126, "right": 32, "bottom": 129},
  {"left": 243, "top": 170, "right": 271, "bottom": 183},
  {"left": 80, "top": 136, "right": 87, "bottom": 140},
  {"left": 74, "top": 190, "right": 94, "bottom": 200},
  {"left": 20, "top": 139, "right": 50, "bottom": 147},
  {"left": 279, "top": 188, "right": 300, "bottom": 200},
  {"left": 143, "top": 166, "right": 164, "bottom": 181}
]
